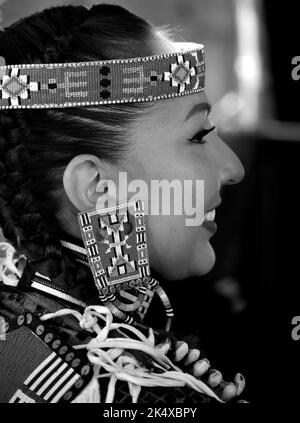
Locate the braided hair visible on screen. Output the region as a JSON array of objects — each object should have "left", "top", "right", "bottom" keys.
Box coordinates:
[{"left": 0, "top": 4, "right": 160, "bottom": 295}]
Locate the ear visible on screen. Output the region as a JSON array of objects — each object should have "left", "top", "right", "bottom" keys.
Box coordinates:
[{"left": 63, "top": 154, "right": 109, "bottom": 211}]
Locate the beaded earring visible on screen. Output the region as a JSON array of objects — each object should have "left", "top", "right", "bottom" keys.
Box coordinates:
[{"left": 78, "top": 199, "right": 174, "bottom": 331}]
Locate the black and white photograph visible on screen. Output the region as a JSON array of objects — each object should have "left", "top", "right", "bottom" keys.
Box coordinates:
[{"left": 0, "top": 0, "right": 299, "bottom": 413}]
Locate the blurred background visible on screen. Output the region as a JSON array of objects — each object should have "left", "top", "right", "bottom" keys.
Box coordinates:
[{"left": 1, "top": 0, "right": 300, "bottom": 403}]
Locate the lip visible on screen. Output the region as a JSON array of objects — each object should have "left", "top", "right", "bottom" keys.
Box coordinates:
[
  {"left": 204, "top": 200, "right": 222, "bottom": 215},
  {"left": 202, "top": 220, "right": 217, "bottom": 234},
  {"left": 202, "top": 199, "right": 221, "bottom": 234}
]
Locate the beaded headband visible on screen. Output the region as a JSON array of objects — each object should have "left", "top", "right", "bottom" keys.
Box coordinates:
[{"left": 0, "top": 42, "right": 205, "bottom": 110}]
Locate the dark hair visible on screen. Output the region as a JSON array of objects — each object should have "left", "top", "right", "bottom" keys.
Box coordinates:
[{"left": 0, "top": 4, "right": 162, "bottom": 296}]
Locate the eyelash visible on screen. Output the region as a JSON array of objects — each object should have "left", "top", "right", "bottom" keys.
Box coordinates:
[{"left": 188, "top": 126, "right": 216, "bottom": 144}]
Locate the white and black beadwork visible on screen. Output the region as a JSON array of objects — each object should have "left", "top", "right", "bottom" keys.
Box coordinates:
[{"left": 0, "top": 43, "right": 205, "bottom": 109}]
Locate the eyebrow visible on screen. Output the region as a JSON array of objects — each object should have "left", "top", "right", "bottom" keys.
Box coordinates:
[{"left": 184, "top": 102, "right": 212, "bottom": 122}]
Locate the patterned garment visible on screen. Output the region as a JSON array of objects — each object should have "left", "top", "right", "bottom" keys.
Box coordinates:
[
  {"left": 0, "top": 290, "right": 93, "bottom": 403},
  {"left": 0, "top": 285, "right": 217, "bottom": 403}
]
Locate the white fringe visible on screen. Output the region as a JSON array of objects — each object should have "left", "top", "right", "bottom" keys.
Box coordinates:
[
  {"left": 0, "top": 242, "right": 26, "bottom": 287},
  {"left": 41, "top": 306, "right": 223, "bottom": 403}
]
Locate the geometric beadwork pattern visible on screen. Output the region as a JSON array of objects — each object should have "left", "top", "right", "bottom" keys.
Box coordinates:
[
  {"left": 0, "top": 43, "right": 205, "bottom": 109},
  {"left": 78, "top": 199, "right": 150, "bottom": 297},
  {"left": 78, "top": 199, "right": 174, "bottom": 329},
  {"left": 164, "top": 53, "right": 200, "bottom": 94},
  {"left": 0, "top": 312, "right": 92, "bottom": 403}
]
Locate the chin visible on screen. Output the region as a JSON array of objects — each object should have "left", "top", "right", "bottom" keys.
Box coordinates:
[
  {"left": 188, "top": 242, "right": 216, "bottom": 277},
  {"left": 154, "top": 243, "right": 216, "bottom": 281}
]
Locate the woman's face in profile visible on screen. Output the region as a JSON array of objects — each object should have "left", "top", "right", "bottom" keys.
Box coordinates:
[
  {"left": 121, "top": 90, "right": 245, "bottom": 280},
  {"left": 62, "top": 37, "right": 245, "bottom": 281}
]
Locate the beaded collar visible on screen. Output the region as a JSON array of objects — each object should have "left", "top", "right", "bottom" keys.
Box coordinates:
[{"left": 0, "top": 239, "right": 173, "bottom": 331}]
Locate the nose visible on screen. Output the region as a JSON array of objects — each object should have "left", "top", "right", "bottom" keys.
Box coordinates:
[{"left": 217, "top": 136, "right": 245, "bottom": 186}]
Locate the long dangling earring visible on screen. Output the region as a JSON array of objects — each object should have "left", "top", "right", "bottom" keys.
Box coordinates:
[{"left": 78, "top": 199, "right": 174, "bottom": 331}]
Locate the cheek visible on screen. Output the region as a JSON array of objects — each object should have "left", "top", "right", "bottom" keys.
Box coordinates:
[
  {"left": 124, "top": 141, "right": 219, "bottom": 278},
  {"left": 147, "top": 215, "right": 190, "bottom": 277},
  {"left": 147, "top": 214, "right": 215, "bottom": 279},
  {"left": 189, "top": 152, "right": 220, "bottom": 211}
]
